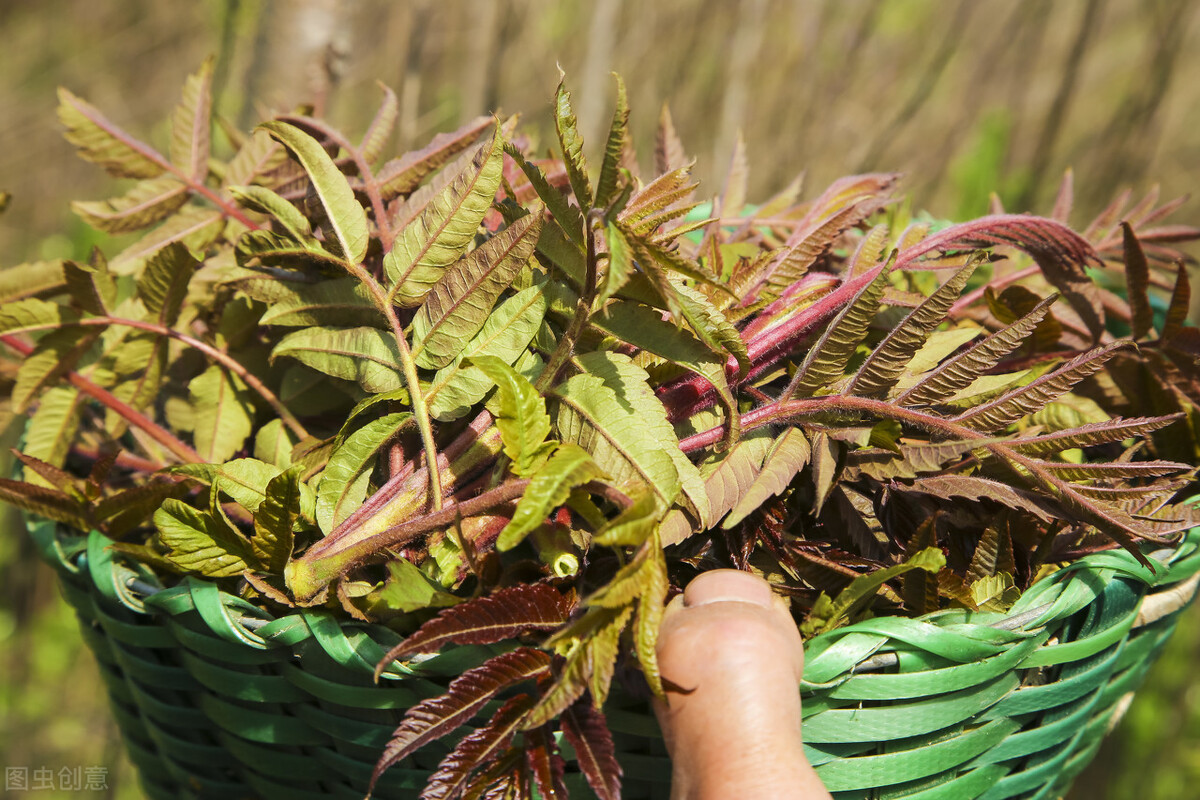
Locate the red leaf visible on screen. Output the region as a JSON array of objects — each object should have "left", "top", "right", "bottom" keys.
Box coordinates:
[
  {"left": 422, "top": 695, "right": 535, "bottom": 800},
  {"left": 561, "top": 700, "right": 622, "bottom": 800},
  {"left": 370, "top": 649, "right": 551, "bottom": 793},
  {"left": 377, "top": 584, "right": 573, "bottom": 669},
  {"left": 523, "top": 725, "right": 568, "bottom": 800}
]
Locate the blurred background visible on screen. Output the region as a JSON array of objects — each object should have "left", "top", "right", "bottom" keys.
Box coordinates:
[{"left": 1, "top": 0, "right": 1198, "bottom": 797}]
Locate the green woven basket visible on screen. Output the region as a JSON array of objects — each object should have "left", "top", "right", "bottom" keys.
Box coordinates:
[{"left": 28, "top": 510, "right": 1200, "bottom": 800}]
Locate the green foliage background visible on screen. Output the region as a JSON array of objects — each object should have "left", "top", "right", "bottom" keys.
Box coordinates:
[{"left": 1, "top": 0, "right": 1197, "bottom": 797}]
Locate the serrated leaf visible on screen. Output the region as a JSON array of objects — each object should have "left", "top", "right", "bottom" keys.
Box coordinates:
[
  {"left": 188, "top": 364, "right": 255, "bottom": 462},
  {"left": 750, "top": 205, "right": 865, "bottom": 303},
  {"left": 618, "top": 165, "right": 700, "bottom": 238},
  {"left": 381, "top": 585, "right": 572, "bottom": 663},
  {"left": 254, "top": 419, "right": 296, "bottom": 468},
  {"left": 251, "top": 464, "right": 303, "bottom": 573},
  {"left": 803, "top": 547, "right": 945, "bottom": 635},
  {"left": 671, "top": 280, "right": 750, "bottom": 372},
  {"left": 228, "top": 184, "right": 313, "bottom": 240},
  {"left": 724, "top": 428, "right": 810, "bottom": 528},
  {"left": 898, "top": 294, "right": 1057, "bottom": 406},
  {"left": 654, "top": 104, "right": 688, "bottom": 176},
  {"left": 110, "top": 205, "right": 225, "bottom": 276},
  {"left": 376, "top": 115, "right": 493, "bottom": 199},
  {"left": 412, "top": 212, "right": 543, "bottom": 369},
  {"left": 170, "top": 57, "right": 213, "bottom": 179},
  {"left": 0, "top": 477, "right": 89, "bottom": 529},
  {"left": 273, "top": 326, "right": 404, "bottom": 393},
  {"left": 1011, "top": 415, "right": 1183, "bottom": 457},
  {"left": 1163, "top": 260, "right": 1190, "bottom": 341},
  {"left": 0, "top": 261, "right": 66, "bottom": 302},
  {"left": 967, "top": 525, "right": 1014, "bottom": 583},
  {"left": 897, "top": 475, "right": 1059, "bottom": 522},
  {"left": 955, "top": 342, "right": 1129, "bottom": 431},
  {"left": 260, "top": 120, "right": 368, "bottom": 264},
  {"left": 137, "top": 242, "right": 197, "bottom": 327},
  {"left": 595, "top": 74, "right": 629, "bottom": 211},
  {"left": 172, "top": 458, "right": 283, "bottom": 512},
  {"left": 222, "top": 128, "right": 282, "bottom": 188},
  {"left": 528, "top": 605, "right": 632, "bottom": 729},
  {"left": 257, "top": 277, "right": 381, "bottom": 328},
  {"left": 470, "top": 355, "right": 553, "bottom": 477},
  {"left": 506, "top": 145, "right": 585, "bottom": 246},
  {"left": 316, "top": 412, "right": 410, "bottom": 534},
  {"left": 360, "top": 82, "right": 398, "bottom": 165},
  {"left": 1035, "top": 459, "right": 1191, "bottom": 481},
  {"left": 895, "top": 214, "right": 1105, "bottom": 341},
  {"left": 561, "top": 701, "right": 621, "bottom": 800},
  {"left": 554, "top": 352, "right": 685, "bottom": 509},
  {"left": 72, "top": 176, "right": 189, "bottom": 234},
  {"left": 554, "top": 71, "right": 591, "bottom": 209},
  {"left": 848, "top": 259, "right": 979, "bottom": 397},
  {"left": 14, "top": 325, "right": 98, "bottom": 411},
  {"left": 22, "top": 387, "right": 82, "bottom": 484},
  {"left": 63, "top": 258, "right": 115, "bottom": 316},
  {"left": 596, "top": 221, "right": 634, "bottom": 306},
  {"left": 155, "top": 497, "right": 257, "bottom": 577},
  {"left": 426, "top": 284, "right": 546, "bottom": 421},
  {"left": 790, "top": 259, "right": 893, "bottom": 397},
  {"left": 385, "top": 126, "right": 504, "bottom": 305},
  {"left": 497, "top": 444, "right": 605, "bottom": 551},
  {"left": 1121, "top": 222, "right": 1154, "bottom": 340},
  {"left": 0, "top": 298, "right": 79, "bottom": 336},
  {"left": 371, "top": 648, "right": 551, "bottom": 789},
  {"left": 422, "top": 695, "right": 535, "bottom": 800},
  {"left": 57, "top": 87, "right": 165, "bottom": 179}
]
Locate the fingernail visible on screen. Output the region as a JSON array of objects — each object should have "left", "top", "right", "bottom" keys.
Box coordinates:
[{"left": 683, "top": 569, "right": 775, "bottom": 609}]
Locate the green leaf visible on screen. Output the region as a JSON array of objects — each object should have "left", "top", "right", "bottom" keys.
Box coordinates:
[
  {"left": 554, "top": 70, "right": 592, "bottom": 209},
  {"left": 848, "top": 259, "right": 979, "bottom": 397},
  {"left": 553, "top": 352, "right": 684, "bottom": 509},
  {"left": 251, "top": 464, "right": 302, "bottom": 574},
  {"left": 109, "top": 206, "right": 225, "bottom": 276},
  {"left": 363, "top": 557, "right": 460, "bottom": 615},
  {"left": 272, "top": 326, "right": 404, "bottom": 393},
  {"left": 492, "top": 443, "right": 600, "bottom": 551},
  {"left": 188, "top": 364, "right": 256, "bottom": 463},
  {"left": 254, "top": 418, "right": 297, "bottom": 468},
  {"left": 384, "top": 125, "right": 504, "bottom": 305},
  {"left": 57, "top": 87, "right": 164, "bottom": 179},
  {"left": 898, "top": 295, "right": 1057, "bottom": 406},
  {"left": 22, "top": 387, "right": 82, "bottom": 484},
  {"left": 360, "top": 82, "right": 399, "bottom": 165},
  {"left": 527, "top": 605, "right": 632, "bottom": 728},
  {"left": 469, "top": 355, "right": 553, "bottom": 478},
  {"left": 595, "top": 74, "right": 630, "bottom": 210},
  {"left": 597, "top": 221, "right": 634, "bottom": 306},
  {"left": 0, "top": 261, "right": 67, "bottom": 302},
  {"left": 425, "top": 283, "right": 547, "bottom": 421},
  {"left": 172, "top": 458, "right": 283, "bottom": 513},
  {"left": 63, "top": 258, "right": 116, "bottom": 316},
  {"left": 170, "top": 57, "right": 214, "bottom": 180},
  {"left": 257, "top": 277, "right": 382, "bottom": 328},
  {"left": 411, "top": 212, "right": 543, "bottom": 369},
  {"left": 592, "top": 300, "right": 733, "bottom": 427},
  {"left": 260, "top": 120, "right": 369, "bottom": 264},
  {"left": 497, "top": 443, "right": 605, "bottom": 551},
  {"left": 155, "top": 498, "right": 257, "bottom": 578},
  {"left": 221, "top": 128, "right": 283, "bottom": 189},
  {"left": 316, "top": 412, "right": 411, "bottom": 534},
  {"left": 724, "top": 428, "right": 811, "bottom": 528},
  {"left": 227, "top": 184, "right": 313, "bottom": 241},
  {"left": 72, "top": 176, "right": 190, "bottom": 234},
  {"left": 234, "top": 229, "right": 347, "bottom": 271},
  {"left": 802, "top": 547, "right": 945, "bottom": 636},
  {"left": 618, "top": 166, "right": 699, "bottom": 237},
  {"left": 789, "top": 258, "right": 893, "bottom": 398},
  {"left": 0, "top": 298, "right": 78, "bottom": 336},
  {"left": 13, "top": 327, "right": 102, "bottom": 413},
  {"left": 506, "top": 144, "right": 585, "bottom": 246},
  {"left": 671, "top": 280, "right": 750, "bottom": 373},
  {"left": 137, "top": 242, "right": 197, "bottom": 327}
]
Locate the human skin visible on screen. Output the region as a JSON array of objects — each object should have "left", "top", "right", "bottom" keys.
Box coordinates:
[{"left": 654, "top": 569, "right": 834, "bottom": 800}]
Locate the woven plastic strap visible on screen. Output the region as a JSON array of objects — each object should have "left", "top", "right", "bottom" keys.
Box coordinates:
[{"left": 28, "top": 511, "right": 1200, "bottom": 800}]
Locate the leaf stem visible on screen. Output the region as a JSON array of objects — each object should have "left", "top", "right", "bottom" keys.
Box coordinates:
[
  {"left": 62, "top": 317, "right": 309, "bottom": 440},
  {"left": 0, "top": 334, "right": 201, "bottom": 464}
]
